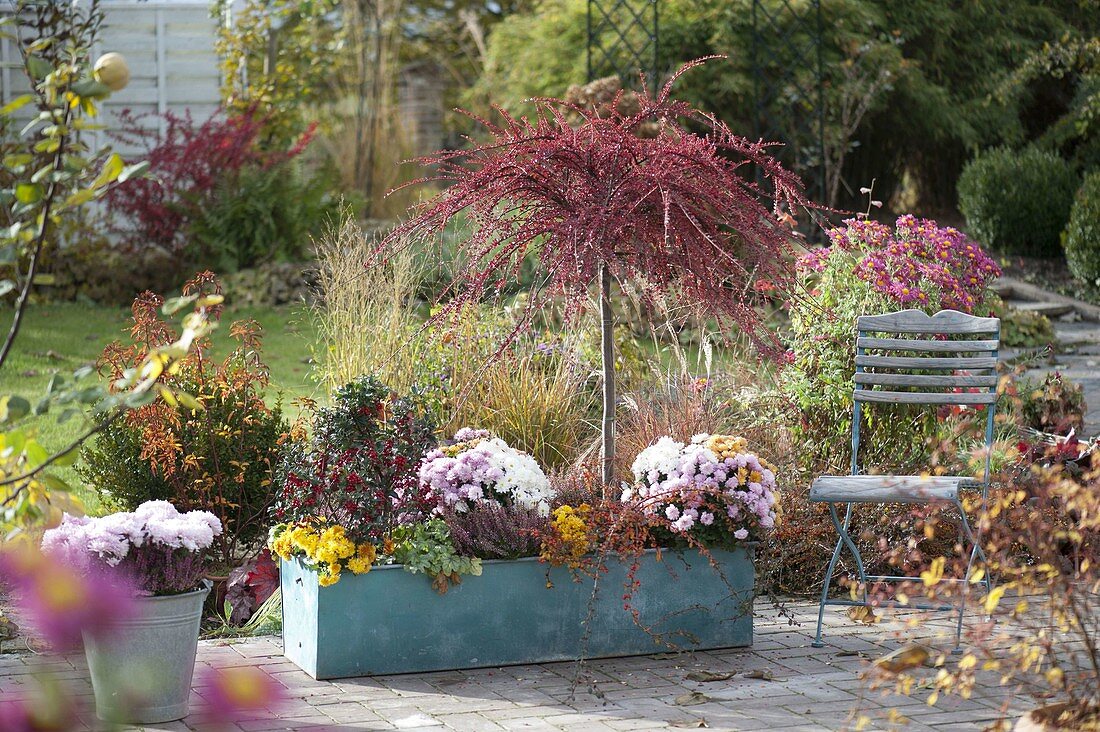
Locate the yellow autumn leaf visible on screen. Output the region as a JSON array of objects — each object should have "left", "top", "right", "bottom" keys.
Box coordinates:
[
  {"left": 847, "top": 605, "right": 879, "bottom": 625},
  {"left": 921, "top": 557, "right": 946, "bottom": 587},
  {"left": 984, "top": 585, "right": 1006, "bottom": 614},
  {"left": 874, "top": 644, "right": 931, "bottom": 674}
]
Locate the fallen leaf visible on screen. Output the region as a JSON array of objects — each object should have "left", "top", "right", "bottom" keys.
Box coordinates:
[
  {"left": 670, "top": 719, "right": 709, "bottom": 728},
  {"left": 835, "top": 650, "right": 866, "bottom": 658},
  {"left": 685, "top": 671, "right": 735, "bottom": 682},
  {"left": 873, "top": 644, "right": 932, "bottom": 674},
  {"left": 675, "top": 692, "right": 712, "bottom": 706},
  {"left": 847, "top": 605, "right": 880, "bottom": 624},
  {"left": 743, "top": 669, "right": 776, "bottom": 681}
]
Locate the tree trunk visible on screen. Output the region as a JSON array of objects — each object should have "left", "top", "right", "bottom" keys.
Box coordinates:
[{"left": 599, "top": 263, "right": 616, "bottom": 486}]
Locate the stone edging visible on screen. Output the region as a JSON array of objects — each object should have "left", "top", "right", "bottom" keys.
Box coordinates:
[{"left": 993, "top": 276, "right": 1100, "bottom": 323}]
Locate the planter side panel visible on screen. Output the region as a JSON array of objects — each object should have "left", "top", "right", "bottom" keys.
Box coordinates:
[
  {"left": 580, "top": 548, "right": 753, "bottom": 658},
  {"left": 282, "top": 547, "right": 753, "bottom": 679},
  {"left": 280, "top": 558, "right": 321, "bottom": 677}
]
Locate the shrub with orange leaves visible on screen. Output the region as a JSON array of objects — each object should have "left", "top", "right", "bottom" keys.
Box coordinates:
[{"left": 80, "top": 273, "right": 288, "bottom": 567}]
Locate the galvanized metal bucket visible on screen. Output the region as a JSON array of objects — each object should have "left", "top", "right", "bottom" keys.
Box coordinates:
[{"left": 83, "top": 582, "right": 210, "bottom": 724}]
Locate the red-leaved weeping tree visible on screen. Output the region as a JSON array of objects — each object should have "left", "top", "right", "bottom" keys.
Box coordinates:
[{"left": 381, "top": 59, "right": 816, "bottom": 485}]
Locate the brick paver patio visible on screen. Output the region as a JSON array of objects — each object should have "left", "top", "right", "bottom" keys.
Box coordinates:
[{"left": 0, "top": 599, "right": 1029, "bottom": 732}]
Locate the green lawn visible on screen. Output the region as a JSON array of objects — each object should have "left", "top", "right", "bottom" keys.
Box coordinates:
[{"left": 0, "top": 302, "right": 318, "bottom": 514}]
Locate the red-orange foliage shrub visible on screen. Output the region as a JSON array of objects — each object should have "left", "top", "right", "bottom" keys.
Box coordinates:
[{"left": 80, "top": 273, "right": 288, "bottom": 566}]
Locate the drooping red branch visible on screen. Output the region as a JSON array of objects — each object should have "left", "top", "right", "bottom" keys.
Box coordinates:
[{"left": 380, "top": 59, "right": 816, "bottom": 353}]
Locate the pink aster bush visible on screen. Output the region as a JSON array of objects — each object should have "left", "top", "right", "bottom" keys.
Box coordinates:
[
  {"left": 798, "top": 215, "right": 1001, "bottom": 313},
  {"left": 623, "top": 434, "right": 779, "bottom": 548},
  {"left": 41, "top": 500, "right": 222, "bottom": 596}
]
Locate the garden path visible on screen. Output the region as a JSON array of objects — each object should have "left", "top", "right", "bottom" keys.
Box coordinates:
[
  {"left": 1004, "top": 318, "right": 1100, "bottom": 438},
  {"left": 1, "top": 599, "right": 1029, "bottom": 732},
  {"left": 999, "top": 276, "right": 1100, "bottom": 437}
]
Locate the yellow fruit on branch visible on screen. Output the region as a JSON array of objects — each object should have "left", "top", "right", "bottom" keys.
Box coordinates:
[{"left": 93, "top": 53, "right": 129, "bottom": 92}]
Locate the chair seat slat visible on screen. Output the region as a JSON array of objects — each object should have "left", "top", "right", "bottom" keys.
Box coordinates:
[
  {"left": 857, "top": 308, "right": 1000, "bottom": 335},
  {"left": 854, "top": 373, "right": 999, "bottom": 388},
  {"left": 854, "top": 390, "right": 996, "bottom": 405},
  {"left": 810, "top": 475, "right": 976, "bottom": 504},
  {"left": 855, "top": 355, "right": 997, "bottom": 370},
  {"left": 856, "top": 337, "right": 998, "bottom": 353}
]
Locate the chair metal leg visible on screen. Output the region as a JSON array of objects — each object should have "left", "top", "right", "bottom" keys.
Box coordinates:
[
  {"left": 812, "top": 534, "right": 844, "bottom": 648},
  {"left": 829, "top": 502, "right": 869, "bottom": 602},
  {"left": 813, "top": 502, "right": 866, "bottom": 648},
  {"left": 953, "top": 499, "right": 984, "bottom": 652}
]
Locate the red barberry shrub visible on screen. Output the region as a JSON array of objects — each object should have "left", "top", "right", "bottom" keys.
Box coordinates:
[{"left": 105, "top": 108, "right": 320, "bottom": 270}]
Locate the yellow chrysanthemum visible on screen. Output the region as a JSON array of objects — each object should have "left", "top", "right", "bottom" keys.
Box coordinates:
[
  {"left": 318, "top": 563, "right": 341, "bottom": 586},
  {"left": 705, "top": 434, "right": 748, "bottom": 460},
  {"left": 270, "top": 531, "right": 294, "bottom": 561},
  {"left": 346, "top": 557, "right": 371, "bottom": 574},
  {"left": 546, "top": 504, "right": 591, "bottom": 566}
]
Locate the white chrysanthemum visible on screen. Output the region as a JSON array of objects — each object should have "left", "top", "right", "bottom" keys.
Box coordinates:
[
  {"left": 631, "top": 436, "right": 684, "bottom": 482},
  {"left": 423, "top": 433, "right": 555, "bottom": 515}
]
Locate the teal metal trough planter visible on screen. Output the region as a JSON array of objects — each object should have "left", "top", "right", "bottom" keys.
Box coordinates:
[{"left": 281, "top": 547, "right": 754, "bottom": 679}]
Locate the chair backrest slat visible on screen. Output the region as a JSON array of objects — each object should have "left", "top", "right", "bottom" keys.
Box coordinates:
[
  {"left": 856, "top": 309, "right": 999, "bottom": 335},
  {"left": 855, "top": 355, "right": 997, "bottom": 370},
  {"left": 856, "top": 337, "right": 998, "bottom": 353},
  {"left": 854, "top": 373, "right": 998, "bottom": 388},
  {"left": 854, "top": 390, "right": 997, "bottom": 405}
]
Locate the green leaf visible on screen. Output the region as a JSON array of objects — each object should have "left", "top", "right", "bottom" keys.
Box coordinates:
[
  {"left": 0, "top": 280, "right": 15, "bottom": 297},
  {"left": 31, "top": 273, "right": 55, "bottom": 286},
  {"left": 70, "top": 78, "right": 110, "bottom": 100},
  {"left": 14, "top": 183, "right": 43, "bottom": 204},
  {"left": 122, "top": 390, "right": 157, "bottom": 409},
  {"left": 0, "top": 395, "right": 31, "bottom": 423},
  {"left": 0, "top": 94, "right": 33, "bottom": 116},
  {"left": 51, "top": 444, "right": 81, "bottom": 468},
  {"left": 32, "top": 138, "right": 60, "bottom": 154},
  {"left": 41, "top": 474, "right": 72, "bottom": 493},
  {"left": 176, "top": 391, "right": 204, "bottom": 411},
  {"left": 61, "top": 189, "right": 96, "bottom": 208},
  {"left": 57, "top": 407, "right": 82, "bottom": 424},
  {"left": 118, "top": 161, "right": 150, "bottom": 183},
  {"left": 46, "top": 373, "right": 65, "bottom": 394},
  {"left": 30, "top": 163, "right": 54, "bottom": 184},
  {"left": 32, "top": 397, "right": 49, "bottom": 416},
  {"left": 91, "top": 153, "right": 124, "bottom": 189},
  {"left": 3, "top": 153, "right": 34, "bottom": 169},
  {"left": 23, "top": 439, "right": 48, "bottom": 468},
  {"left": 4, "top": 428, "right": 25, "bottom": 457},
  {"left": 25, "top": 55, "right": 52, "bottom": 81}
]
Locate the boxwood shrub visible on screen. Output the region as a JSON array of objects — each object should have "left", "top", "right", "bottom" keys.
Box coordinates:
[
  {"left": 1065, "top": 171, "right": 1100, "bottom": 285},
  {"left": 957, "top": 147, "right": 1078, "bottom": 256}
]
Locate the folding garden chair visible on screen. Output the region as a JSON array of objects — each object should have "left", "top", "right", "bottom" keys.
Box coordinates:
[{"left": 809, "top": 308, "right": 999, "bottom": 649}]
